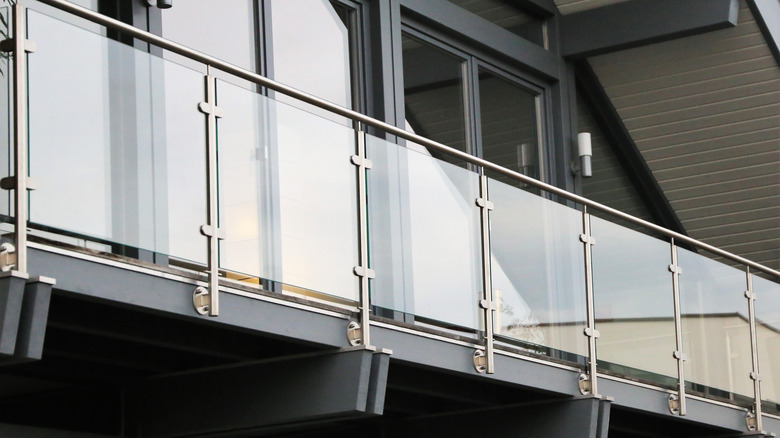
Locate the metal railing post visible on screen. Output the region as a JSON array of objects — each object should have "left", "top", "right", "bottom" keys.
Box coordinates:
[
  {"left": 10, "top": 3, "right": 31, "bottom": 274},
  {"left": 580, "top": 207, "right": 599, "bottom": 396},
  {"left": 192, "top": 68, "right": 225, "bottom": 317},
  {"left": 745, "top": 267, "right": 763, "bottom": 432},
  {"left": 669, "top": 239, "right": 687, "bottom": 416},
  {"left": 475, "top": 172, "right": 495, "bottom": 374},
  {"left": 350, "top": 128, "right": 374, "bottom": 348}
]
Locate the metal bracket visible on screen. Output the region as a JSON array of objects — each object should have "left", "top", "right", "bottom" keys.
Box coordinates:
[
  {"left": 673, "top": 351, "right": 687, "bottom": 361},
  {"left": 578, "top": 373, "right": 592, "bottom": 395},
  {"left": 353, "top": 266, "right": 375, "bottom": 279},
  {"left": 584, "top": 327, "right": 601, "bottom": 338},
  {"left": 479, "top": 299, "right": 498, "bottom": 311},
  {"left": 192, "top": 286, "right": 210, "bottom": 315},
  {"left": 200, "top": 224, "right": 226, "bottom": 240},
  {"left": 668, "top": 393, "right": 682, "bottom": 415},
  {"left": 475, "top": 198, "right": 494, "bottom": 210},
  {"left": 0, "top": 176, "right": 38, "bottom": 191},
  {"left": 668, "top": 264, "right": 683, "bottom": 275},
  {"left": 198, "top": 101, "right": 225, "bottom": 118},
  {"left": 347, "top": 321, "right": 363, "bottom": 346},
  {"left": 579, "top": 234, "right": 596, "bottom": 245},
  {"left": 746, "top": 410, "right": 758, "bottom": 431},
  {"left": 0, "top": 242, "right": 16, "bottom": 272},
  {"left": 0, "top": 38, "right": 36, "bottom": 53},
  {"left": 750, "top": 372, "right": 761, "bottom": 381},
  {"left": 745, "top": 290, "right": 756, "bottom": 300},
  {"left": 473, "top": 349, "right": 487, "bottom": 373},
  {"left": 350, "top": 155, "right": 373, "bottom": 169}
]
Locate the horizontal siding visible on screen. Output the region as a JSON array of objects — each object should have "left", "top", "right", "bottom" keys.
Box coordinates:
[{"left": 589, "top": 1, "right": 780, "bottom": 271}]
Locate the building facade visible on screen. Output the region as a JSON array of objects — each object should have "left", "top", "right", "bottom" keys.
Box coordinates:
[{"left": 0, "top": 0, "right": 778, "bottom": 436}]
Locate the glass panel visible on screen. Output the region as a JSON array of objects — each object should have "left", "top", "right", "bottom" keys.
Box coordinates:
[
  {"left": 446, "top": 0, "right": 545, "bottom": 47},
  {"left": 160, "top": 0, "right": 258, "bottom": 72},
  {"left": 753, "top": 275, "right": 780, "bottom": 408},
  {"left": 27, "top": 11, "right": 207, "bottom": 263},
  {"left": 0, "top": 4, "right": 10, "bottom": 219},
  {"left": 367, "top": 136, "right": 482, "bottom": 330},
  {"left": 216, "top": 79, "right": 359, "bottom": 302},
  {"left": 678, "top": 248, "right": 753, "bottom": 401},
  {"left": 402, "top": 34, "right": 469, "bottom": 165},
  {"left": 269, "top": 0, "right": 354, "bottom": 116},
  {"left": 479, "top": 69, "right": 540, "bottom": 187},
  {"left": 591, "top": 216, "right": 677, "bottom": 385},
  {"left": 488, "top": 178, "right": 587, "bottom": 360}
]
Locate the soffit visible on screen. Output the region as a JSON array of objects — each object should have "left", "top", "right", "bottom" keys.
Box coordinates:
[{"left": 588, "top": 1, "right": 780, "bottom": 271}]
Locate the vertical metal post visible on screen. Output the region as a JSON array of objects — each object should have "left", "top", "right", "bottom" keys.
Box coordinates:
[
  {"left": 11, "top": 4, "right": 30, "bottom": 274},
  {"left": 580, "top": 207, "right": 599, "bottom": 396},
  {"left": 745, "top": 267, "right": 763, "bottom": 432},
  {"left": 351, "top": 129, "right": 373, "bottom": 348},
  {"left": 476, "top": 172, "right": 495, "bottom": 374},
  {"left": 194, "top": 67, "right": 224, "bottom": 317},
  {"left": 669, "top": 239, "right": 687, "bottom": 416}
]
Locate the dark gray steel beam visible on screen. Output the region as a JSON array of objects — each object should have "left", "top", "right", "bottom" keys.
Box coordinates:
[
  {"left": 128, "top": 348, "right": 389, "bottom": 437},
  {"left": 387, "top": 397, "right": 611, "bottom": 438},
  {"left": 11, "top": 278, "right": 54, "bottom": 362},
  {"left": 599, "top": 377, "right": 749, "bottom": 433},
  {"left": 0, "top": 423, "right": 114, "bottom": 438},
  {"left": 400, "top": 0, "right": 559, "bottom": 80},
  {"left": 0, "top": 272, "right": 28, "bottom": 357},
  {"left": 561, "top": 0, "right": 740, "bottom": 58},
  {"left": 27, "top": 247, "right": 351, "bottom": 349},
  {"left": 748, "top": 0, "right": 780, "bottom": 67}
]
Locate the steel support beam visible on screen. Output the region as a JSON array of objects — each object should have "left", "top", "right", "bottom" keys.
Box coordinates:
[
  {"left": 748, "top": 0, "right": 780, "bottom": 67},
  {"left": 0, "top": 271, "right": 29, "bottom": 357},
  {"left": 128, "top": 348, "right": 390, "bottom": 437},
  {"left": 400, "top": 0, "right": 559, "bottom": 80},
  {"left": 387, "top": 397, "right": 611, "bottom": 438},
  {"left": 561, "top": 0, "right": 739, "bottom": 58}
]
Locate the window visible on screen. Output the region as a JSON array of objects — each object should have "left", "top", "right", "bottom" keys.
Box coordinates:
[
  {"left": 158, "top": 0, "right": 363, "bottom": 111},
  {"left": 402, "top": 30, "right": 545, "bottom": 185}
]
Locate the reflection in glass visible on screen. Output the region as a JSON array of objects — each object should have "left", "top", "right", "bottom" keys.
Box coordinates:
[
  {"left": 269, "top": 0, "right": 354, "bottom": 115},
  {"left": 488, "top": 178, "right": 587, "bottom": 359},
  {"left": 216, "top": 80, "right": 359, "bottom": 301},
  {"left": 402, "top": 34, "right": 468, "bottom": 164},
  {"left": 479, "top": 69, "right": 540, "bottom": 187},
  {"left": 27, "top": 11, "right": 207, "bottom": 263},
  {"left": 753, "top": 275, "right": 780, "bottom": 407},
  {"left": 678, "top": 249, "right": 752, "bottom": 400},
  {"left": 591, "top": 216, "right": 677, "bottom": 383},
  {"left": 367, "top": 135, "right": 482, "bottom": 330},
  {"left": 160, "top": 0, "right": 258, "bottom": 72}
]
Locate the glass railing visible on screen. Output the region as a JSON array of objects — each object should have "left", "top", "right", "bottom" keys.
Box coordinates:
[{"left": 6, "top": 1, "right": 779, "bottom": 420}]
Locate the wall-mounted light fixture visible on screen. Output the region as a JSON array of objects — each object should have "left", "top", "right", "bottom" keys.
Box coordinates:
[
  {"left": 577, "top": 132, "right": 593, "bottom": 178},
  {"left": 517, "top": 143, "right": 536, "bottom": 177}
]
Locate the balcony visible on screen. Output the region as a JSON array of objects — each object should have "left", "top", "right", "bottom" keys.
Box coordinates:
[{"left": 1, "top": 1, "right": 779, "bottom": 436}]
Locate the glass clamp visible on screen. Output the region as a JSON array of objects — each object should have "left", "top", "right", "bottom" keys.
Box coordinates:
[
  {"left": 353, "top": 266, "right": 375, "bottom": 279},
  {"left": 584, "top": 327, "right": 600, "bottom": 339},
  {"left": 350, "top": 155, "right": 373, "bottom": 169},
  {"left": 579, "top": 234, "right": 596, "bottom": 246},
  {"left": 668, "top": 264, "right": 683, "bottom": 275},
  {"left": 200, "top": 225, "right": 226, "bottom": 240},
  {"left": 0, "top": 176, "right": 38, "bottom": 191},
  {"left": 475, "top": 198, "right": 494, "bottom": 210},
  {"left": 197, "top": 102, "right": 225, "bottom": 118}
]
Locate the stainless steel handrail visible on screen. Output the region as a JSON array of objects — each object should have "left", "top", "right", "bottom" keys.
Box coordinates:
[{"left": 33, "top": 0, "right": 780, "bottom": 278}]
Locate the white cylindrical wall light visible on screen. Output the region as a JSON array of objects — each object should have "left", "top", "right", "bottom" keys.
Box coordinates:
[{"left": 577, "top": 132, "right": 593, "bottom": 178}]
